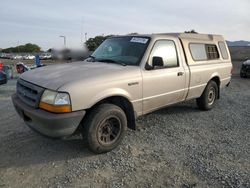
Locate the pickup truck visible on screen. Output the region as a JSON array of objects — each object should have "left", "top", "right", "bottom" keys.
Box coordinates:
[{"left": 12, "top": 33, "right": 232, "bottom": 153}]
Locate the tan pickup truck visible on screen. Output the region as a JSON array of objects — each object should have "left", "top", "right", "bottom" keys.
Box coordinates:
[{"left": 12, "top": 33, "right": 232, "bottom": 153}]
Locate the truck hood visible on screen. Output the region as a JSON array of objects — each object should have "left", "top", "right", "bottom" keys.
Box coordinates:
[{"left": 20, "top": 61, "right": 141, "bottom": 90}]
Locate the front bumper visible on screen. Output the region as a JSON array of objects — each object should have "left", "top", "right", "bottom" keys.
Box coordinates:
[{"left": 12, "top": 93, "right": 86, "bottom": 138}]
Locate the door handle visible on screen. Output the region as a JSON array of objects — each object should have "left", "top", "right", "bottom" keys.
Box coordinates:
[{"left": 177, "top": 72, "right": 184, "bottom": 76}]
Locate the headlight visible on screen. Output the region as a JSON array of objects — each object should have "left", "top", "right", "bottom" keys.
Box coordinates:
[
  {"left": 39, "top": 89, "right": 71, "bottom": 113},
  {"left": 55, "top": 93, "right": 71, "bottom": 105},
  {"left": 40, "top": 90, "right": 57, "bottom": 104}
]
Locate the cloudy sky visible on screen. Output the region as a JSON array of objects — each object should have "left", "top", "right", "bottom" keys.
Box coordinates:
[{"left": 0, "top": 0, "right": 249, "bottom": 50}]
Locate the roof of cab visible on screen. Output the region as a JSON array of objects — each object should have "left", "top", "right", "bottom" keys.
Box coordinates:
[
  {"left": 111, "top": 33, "right": 225, "bottom": 42},
  {"left": 151, "top": 33, "right": 224, "bottom": 41}
]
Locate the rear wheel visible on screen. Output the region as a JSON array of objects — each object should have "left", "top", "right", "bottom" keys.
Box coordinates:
[
  {"left": 82, "top": 103, "right": 127, "bottom": 153},
  {"left": 196, "top": 80, "right": 218, "bottom": 110}
]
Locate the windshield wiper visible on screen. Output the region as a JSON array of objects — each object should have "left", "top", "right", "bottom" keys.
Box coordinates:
[
  {"left": 96, "top": 59, "right": 127, "bottom": 66},
  {"left": 87, "top": 55, "right": 96, "bottom": 62}
]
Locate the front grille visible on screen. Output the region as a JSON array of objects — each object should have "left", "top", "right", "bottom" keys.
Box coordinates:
[{"left": 17, "top": 79, "right": 45, "bottom": 108}]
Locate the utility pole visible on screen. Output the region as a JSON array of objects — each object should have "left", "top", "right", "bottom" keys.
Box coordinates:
[
  {"left": 59, "top": 35, "right": 66, "bottom": 48},
  {"left": 85, "top": 33, "right": 88, "bottom": 42}
]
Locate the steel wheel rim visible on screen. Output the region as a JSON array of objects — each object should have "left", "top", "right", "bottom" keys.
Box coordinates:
[
  {"left": 97, "top": 115, "right": 121, "bottom": 146},
  {"left": 208, "top": 87, "right": 215, "bottom": 105}
]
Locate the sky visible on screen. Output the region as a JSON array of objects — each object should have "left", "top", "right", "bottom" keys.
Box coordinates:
[{"left": 0, "top": 0, "right": 249, "bottom": 50}]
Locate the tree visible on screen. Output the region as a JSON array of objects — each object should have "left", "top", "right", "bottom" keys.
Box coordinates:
[
  {"left": 2, "top": 43, "right": 41, "bottom": 53},
  {"left": 85, "top": 35, "right": 113, "bottom": 51}
]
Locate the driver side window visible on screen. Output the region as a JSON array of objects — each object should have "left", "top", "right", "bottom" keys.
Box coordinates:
[{"left": 149, "top": 40, "right": 179, "bottom": 68}]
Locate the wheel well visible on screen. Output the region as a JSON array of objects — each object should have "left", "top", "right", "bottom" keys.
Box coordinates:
[
  {"left": 89, "top": 96, "right": 136, "bottom": 130},
  {"left": 211, "top": 76, "right": 220, "bottom": 99}
]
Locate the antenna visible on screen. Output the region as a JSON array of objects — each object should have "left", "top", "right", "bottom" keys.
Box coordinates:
[{"left": 85, "top": 33, "right": 87, "bottom": 42}]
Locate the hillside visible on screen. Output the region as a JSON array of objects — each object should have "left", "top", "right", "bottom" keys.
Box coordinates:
[
  {"left": 227, "top": 40, "right": 250, "bottom": 47},
  {"left": 228, "top": 46, "right": 250, "bottom": 60}
]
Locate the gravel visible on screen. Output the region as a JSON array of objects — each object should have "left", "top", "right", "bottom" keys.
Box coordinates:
[{"left": 0, "top": 61, "right": 249, "bottom": 187}]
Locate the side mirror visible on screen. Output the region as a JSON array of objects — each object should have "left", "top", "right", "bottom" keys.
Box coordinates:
[{"left": 152, "top": 56, "right": 164, "bottom": 68}]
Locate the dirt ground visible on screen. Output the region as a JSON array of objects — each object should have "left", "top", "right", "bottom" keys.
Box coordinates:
[{"left": 0, "top": 61, "right": 249, "bottom": 188}]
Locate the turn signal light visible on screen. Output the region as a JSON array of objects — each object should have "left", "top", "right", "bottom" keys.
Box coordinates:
[{"left": 39, "top": 102, "right": 71, "bottom": 113}]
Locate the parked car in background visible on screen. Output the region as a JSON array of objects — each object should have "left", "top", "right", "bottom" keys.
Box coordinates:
[
  {"left": 23, "top": 54, "right": 35, "bottom": 60},
  {"left": 0, "top": 71, "right": 7, "bottom": 85},
  {"left": 0, "top": 53, "right": 14, "bottom": 59},
  {"left": 11, "top": 54, "right": 23, "bottom": 60},
  {"left": 0, "top": 62, "right": 13, "bottom": 80},
  {"left": 2, "top": 65, "right": 13, "bottom": 79},
  {"left": 5, "top": 54, "right": 12, "bottom": 59},
  {"left": 0, "top": 53, "right": 6, "bottom": 59},
  {"left": 39, "top": 53, "right": 52, "bottom": 60},
  {"left": 23, "top": 55, "right": 29, "bottom": 60},
  {"left": 28, "top": 54, "right": 36, "bottom": 60},
  {"left": 240, "top": 59, "right": 250, "bottom": 78}
]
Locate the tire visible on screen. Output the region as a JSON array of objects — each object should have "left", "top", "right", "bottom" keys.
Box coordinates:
[
  {"left": 82, "top": 103, "right": 127, "bottom": 154},
  {"left": 196, "top": 80, "right": 218, "bottom": 111}
]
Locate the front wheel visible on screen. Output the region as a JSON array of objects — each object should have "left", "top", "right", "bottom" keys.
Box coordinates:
[
  {"left": 82, "top": 103, "right": 127, "bottom": 154},
  {"left": 196, "top": 80, "right": 218, "bottom": 111}
]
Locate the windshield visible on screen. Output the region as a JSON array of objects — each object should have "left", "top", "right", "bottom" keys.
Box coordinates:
[{"left": 90, "top": 36, "right": 150, "bottom": 66}]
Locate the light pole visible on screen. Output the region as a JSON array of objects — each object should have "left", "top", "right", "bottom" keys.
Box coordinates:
[
  {"left": 17, "top": 41, "right": 20, "bottom": 54},
  {"left": 59, "top": 35, "right": 66, "bottom": 48},
  {"left": 85, "top": 33, "right": 87, "bottom": 42}
]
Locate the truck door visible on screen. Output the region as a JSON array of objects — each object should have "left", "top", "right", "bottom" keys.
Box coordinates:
[{"left": 142, "top": 39, "right": 187, "bottom": 114}]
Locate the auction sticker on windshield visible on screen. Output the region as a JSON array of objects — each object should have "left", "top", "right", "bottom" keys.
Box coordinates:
[{"left": 130, "top": 37, "right": 148, "bottom": 44}]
